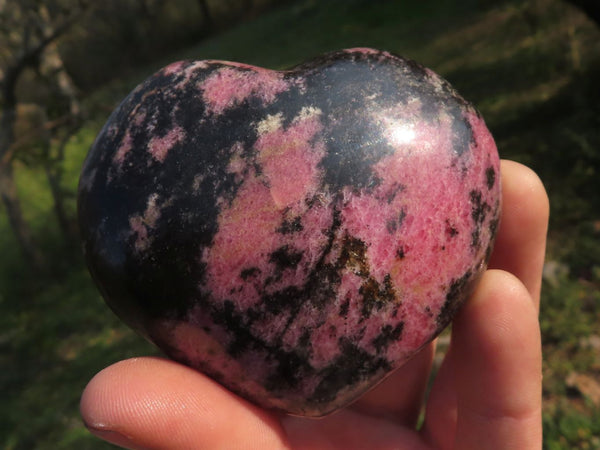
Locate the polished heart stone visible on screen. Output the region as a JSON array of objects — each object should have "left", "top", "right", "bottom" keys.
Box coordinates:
[{"left": 78, "top": 48, "right": 501, "bottom": 417}]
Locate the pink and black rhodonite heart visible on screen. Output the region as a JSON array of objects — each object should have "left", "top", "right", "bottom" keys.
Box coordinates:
[{"left": 78, "top": 48, "right": 501, "bottom": 416}]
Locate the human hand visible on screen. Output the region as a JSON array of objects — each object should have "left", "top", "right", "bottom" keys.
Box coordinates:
[{"left": 80, "top": 160, "right": 548, "bottom": 449}]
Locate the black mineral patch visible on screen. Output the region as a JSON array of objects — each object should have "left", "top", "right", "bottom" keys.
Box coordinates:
[
  {"left": 486, "top": 166, "right": 496, "bottom": 190},
  {"left": 270, "top": 246, "right": 304, "bottom": 270},
  {"left": 264, "top": 349, "right": 310, "bottom": 391},
  {"left": 372, "top": 322, "right": 404, "bottom": 353},
  {"left": 338, "top": 297, "right": 351, "bottom": 318},
  {"left": 310, "top": 338, "right": 391, "bottom": 405},
  {"left": 277, "top": 216, "right": 304, "bottom": 234},
  {"left": 470, "top": 190, "right": 487, "bottom": 224},
  {"left": 469, "top": 189, "right": 491, "bottom": 249},
  {"left": 240, "top": 267, "right": 261, "bottom": 280},
  {"left": 359, "top": 274, "right": 396, "bottom": 319},
  {"left": 262, "top": 285, "right": 303, "bottom": 315},
  {"left": 396, "top": 246, "right": 406, "bottom": 259},
  {"left": 338, "top": 235, "right": 369, "bottom": 275},
  {"left": 212, "top": 300, "right": 254, "bottom": 358},
  {"left": 446, "top": 219, "right": 459, "bottom": 238},
  {"left": 436, "top": 270, "right": 473, "bottom": 332},
  {"left": 450, "top": 114, "right": 475, "bottom": 154}
]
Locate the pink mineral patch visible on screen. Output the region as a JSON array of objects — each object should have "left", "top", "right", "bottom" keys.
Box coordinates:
[
  {"left": 148, "top": 126, "right": 185, "bottom": 162},
  {"left": 201, "top": 110, "right": 338, "bottom": 315},
  {"left": 256, "top": 108, "right": 325, "bottom": 209},
  {"left": 113, "top": 129, "right": 134, "bottom": 167},
  {"left": 162, "top": 61, "right": 186, "bottom": 76},
  {"left": 129, "top": 193, "right": 168, "bottom": 252},
  {"left": 202, "top": 176, "right": 283, "bottom": 308},
  {"left": 201, "top": 66, "right": 288, "bottom": 115},
  {"left": 344, "top": 47, "right": 393, "bottom": 59}
]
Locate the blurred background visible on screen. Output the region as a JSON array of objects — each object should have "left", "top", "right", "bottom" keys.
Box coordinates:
[{"left": 1, "top": 0, "right": 599, "bottom": 448}]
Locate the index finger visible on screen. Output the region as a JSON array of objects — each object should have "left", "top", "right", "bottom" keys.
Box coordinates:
[{"left": 488, "top": 160, "right": 549, "bottom": 309}]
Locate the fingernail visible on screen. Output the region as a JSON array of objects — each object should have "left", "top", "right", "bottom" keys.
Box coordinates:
[{"left": 85, "top": 424, "right": 135, "bottom": 449}]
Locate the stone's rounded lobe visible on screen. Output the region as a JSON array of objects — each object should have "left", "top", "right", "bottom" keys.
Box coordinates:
[{"left": 78, "top": 48, "right": 501, "bottom": 417}]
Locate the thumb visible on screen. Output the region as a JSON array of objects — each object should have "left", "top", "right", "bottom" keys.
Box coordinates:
[{"left": 80, "top": 356, "right": 290, "bottom": 449}]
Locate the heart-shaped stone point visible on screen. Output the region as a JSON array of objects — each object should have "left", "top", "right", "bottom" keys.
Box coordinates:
[{"left": 78, "top": 48, "right": 501, "bottom": 417}]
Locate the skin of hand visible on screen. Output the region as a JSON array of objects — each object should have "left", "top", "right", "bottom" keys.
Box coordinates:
[{"left": 80, "top": 160, "right": 549, "bottom": 450}]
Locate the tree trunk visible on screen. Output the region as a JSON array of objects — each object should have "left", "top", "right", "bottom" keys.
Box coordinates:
[
  {"left": 38, "top": 40, "right": 82, "bottom": 244},
  {"left": 43, "top": 132, "right": 78, "bottom": 244},
  {"left": 0, "top": 163, "right": 45, "bottom": 271},
  {"left": 44, "top": 158, "right": 74, "bottom": 243},
  {"left": 1, "top": 89, "right": 45, "bottom": 271},
  {"left": 242, "top": 0, "right": 256, "bottom": 19},
  {"left": 566, "top": 0, "right": 600, "bottom": 26},
  {"left": 41, "top": 40, "right": 82, "bottom": 118},
  {"left": 197, "top": 0, "right": 213, "bottom": 30}
]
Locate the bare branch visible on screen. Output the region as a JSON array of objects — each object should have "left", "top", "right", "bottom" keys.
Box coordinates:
[{"left": 1, "top": 2, "right": 89, "bottom": 108}]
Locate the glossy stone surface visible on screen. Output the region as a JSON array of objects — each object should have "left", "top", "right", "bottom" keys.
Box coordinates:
[{"left": 78, "top": 48, "right": 501, "bottom": 417}]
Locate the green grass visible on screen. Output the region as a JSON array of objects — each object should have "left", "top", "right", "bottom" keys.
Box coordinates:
[
  {"left": 0, "top": 268, "right": 150, "bottom": 449},
  {"left": 1, "top": 0, "right": 599, "bottom": 448}
]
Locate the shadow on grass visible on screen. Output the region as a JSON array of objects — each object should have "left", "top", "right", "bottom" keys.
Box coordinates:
[
  {"left": 499, "top": 61, "right": 600, "bottom": 278},
  {"left": 0, "top": 249, "right": 157, "bottom": 449}
]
